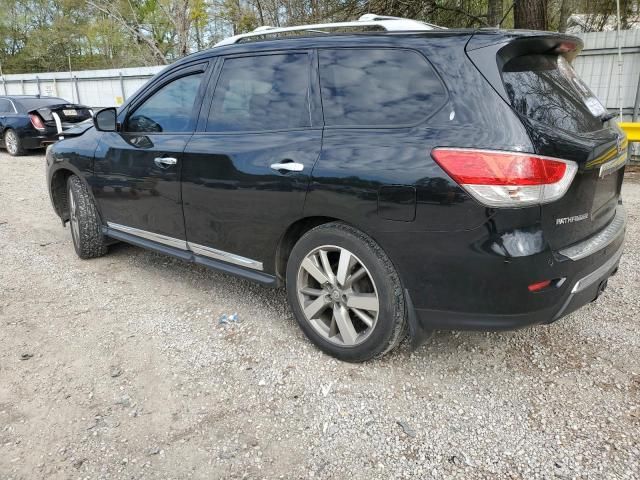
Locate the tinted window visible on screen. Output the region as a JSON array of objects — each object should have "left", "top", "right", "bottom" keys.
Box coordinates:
[
  {"left": 502, "top": 54, "right": 605, "bottom": 133},
  {"left": 0, "top": 99, "right": 14, "bottom": 113},
  {"left": 319, "top": 49, "right": 446, "bottom": 127},
  {"left": 127, "top": 73, "right": 203, "bottom": 133},
  {"left": 207, "top": 54, "right": 310, "bottom": 132}
]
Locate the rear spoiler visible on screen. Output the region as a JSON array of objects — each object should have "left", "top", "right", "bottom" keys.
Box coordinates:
[{"left": 465, "top": 31, "right": 584, "bottom": 104}]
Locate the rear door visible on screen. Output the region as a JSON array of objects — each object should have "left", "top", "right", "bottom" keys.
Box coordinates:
[
  {"left": 93, "top": 63, "right": 209, "bottom": 242},
  {"left": 181, "top": 51, "right": 322, "bottom": 272}
]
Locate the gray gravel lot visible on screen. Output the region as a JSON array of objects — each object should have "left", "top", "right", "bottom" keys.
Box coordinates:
[{"left": 1, "top": 151, "right": 639, "bottom": 480}]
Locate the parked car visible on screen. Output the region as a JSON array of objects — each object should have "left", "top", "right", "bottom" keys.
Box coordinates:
[
  {"left": 45, "top": 16, "right": 627, "bottom": 362},
  {"left": 0, "top": 95, "right": 92, "bottom": 156}
]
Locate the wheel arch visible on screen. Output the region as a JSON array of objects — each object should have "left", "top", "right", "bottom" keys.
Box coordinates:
[
  {"left": 275, "top": 216, "right": 340, "bottom": 284},
  {"left": 2, "top": 119, "right": 29, "bottom": 138},
  {"left": 49, "top": 167, "right": 75, "bottom": 221},
  {"left": 49, "top": 166, "right": 99, "bottom": 224}
]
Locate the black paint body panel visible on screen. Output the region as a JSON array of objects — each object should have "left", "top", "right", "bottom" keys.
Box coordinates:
[
  {"left": 93, "top": 132, "right": 189, "bottom": 239},
  {"left": 182, "top": 130, "right": 322, "bottom": 272},
  {"left": 45, "top": 30, "right": 626, "bottom": 340}
]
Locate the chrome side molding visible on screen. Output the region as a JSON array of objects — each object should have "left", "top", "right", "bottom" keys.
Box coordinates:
[
  {"left": 188, "top": 242, "right": 263, "bottom": 270},
  {"left": 106, "top": 222, "right": 263, "bottom": 271},
  {"left": 107, "top": 222, "right": 188, "bottom": 250}
]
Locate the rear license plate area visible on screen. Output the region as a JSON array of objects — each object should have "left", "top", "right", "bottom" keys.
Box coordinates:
[{"left": 592, "top": 167, "right": 623, "bottom": 215}]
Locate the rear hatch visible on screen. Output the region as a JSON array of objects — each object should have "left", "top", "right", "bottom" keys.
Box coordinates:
[{"left": 466, "top": 32, "right": 627, "bottom": 250}]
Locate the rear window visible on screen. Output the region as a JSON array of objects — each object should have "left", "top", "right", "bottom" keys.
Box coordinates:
[
  {"left": 319, "top": 48, "right": 446, "bottom": 127},
  {"left": 502, "top": 54, "right": 606, "bottom": 133}
]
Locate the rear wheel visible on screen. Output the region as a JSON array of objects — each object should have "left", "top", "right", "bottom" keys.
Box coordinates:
[
  {"left": 4, "top": 129, "right": 25, "bottom": 156},
  {"left": 67, "top": 175, "right": 108, "bottom": 259},
  {"left": 286, "top": 223, "right": 406, "bottom": 362}
]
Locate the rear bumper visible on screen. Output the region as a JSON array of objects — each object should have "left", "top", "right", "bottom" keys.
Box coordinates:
[
  {"left": 412, "top": 242, "right": 623, "bottom": 331},
  {"left": 22, "top": 119, "right": 88, "bottom": 149},
  {"left": 551, "top": 244, "right": 622, "bottom": 320},
  {"left": 21, "top": 132, "right": 61, "bottom": 149},
  {"left": 382, "top": 204, "right": 627, "bottom": 337}
]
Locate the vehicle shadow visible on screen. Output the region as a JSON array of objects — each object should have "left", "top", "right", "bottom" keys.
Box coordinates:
[{"left": 104, "top": 240, "right": 541, "bottom": 367}]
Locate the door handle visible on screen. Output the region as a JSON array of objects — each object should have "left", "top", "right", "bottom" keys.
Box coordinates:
[
  {"left": 154, "top": 157, "right": 178, "bottom": 168},
  {"left": 270, "top": 161, "right": 304, "bottom": 173}
]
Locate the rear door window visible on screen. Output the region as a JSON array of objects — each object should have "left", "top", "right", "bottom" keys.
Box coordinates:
[
  {"left": 207, "top": 53, "right": 311, "bottom": 132},
  {"left": 502, "top": 54, "right": 606, "bottom": 133},
  {"left": 318, "top": 48, "right": 446, "bottom": 127}
]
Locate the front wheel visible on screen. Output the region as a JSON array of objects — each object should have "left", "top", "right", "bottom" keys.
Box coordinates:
[
  {"left": 286, "top": 223, "right": 406, "bottom": 362},
  {"left": 67, "top": 175, "right": 108, "bottom": 259}
]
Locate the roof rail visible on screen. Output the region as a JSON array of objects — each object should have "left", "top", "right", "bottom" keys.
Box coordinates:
[{"left": 214, "top": 14, "right": 445, "bottom": 47}]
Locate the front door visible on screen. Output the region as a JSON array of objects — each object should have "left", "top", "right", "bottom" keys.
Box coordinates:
[
  {"left": 181, "top": 52, "right": 322, "bottom": 272},
  {"left": 93, "top": 64, "right": 208, "bottom": 242}
]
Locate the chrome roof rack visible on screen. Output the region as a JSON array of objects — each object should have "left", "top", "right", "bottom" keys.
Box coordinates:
[{"left": 214, "top": 14, "right": 446, "bottom": 47}]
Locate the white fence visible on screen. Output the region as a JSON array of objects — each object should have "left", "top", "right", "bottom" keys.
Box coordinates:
[
  {"left": 573, "top": 29, "right": 640, "bottom": 122},
  {"left": 0, "top": 66, "right": 165, "bottom": 107}
]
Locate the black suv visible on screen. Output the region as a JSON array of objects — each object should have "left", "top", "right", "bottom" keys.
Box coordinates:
[{"left": 46, "top": 22, "right": 627, "bottom": 361}]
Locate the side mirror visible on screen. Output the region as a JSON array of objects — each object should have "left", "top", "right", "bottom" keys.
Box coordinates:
[{"left": 94, "top": 108, "right": 118, "bottom": 132}]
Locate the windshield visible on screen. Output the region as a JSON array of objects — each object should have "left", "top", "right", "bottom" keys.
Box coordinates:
[{"left": 502, "top": 54, "right": 607, "bottom": 134}]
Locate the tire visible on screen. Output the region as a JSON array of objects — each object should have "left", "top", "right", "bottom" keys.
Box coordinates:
[
  {"left": 67, "top": 175, "right": 108, "bottom": 259},
  {"left": 4, "top": 129, "right": 25, "bottom": 156},
  {"left": 286, "top": 222, "right": 406, "bottom": 362}
]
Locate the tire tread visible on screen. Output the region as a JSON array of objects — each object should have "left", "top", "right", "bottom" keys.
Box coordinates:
[{"left": 67, "top": 175, "right": 107, "bottom": 259}]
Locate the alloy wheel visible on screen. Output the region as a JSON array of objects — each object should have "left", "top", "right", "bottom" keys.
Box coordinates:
[
  {"left": 296, "top": 245, "right": 379, "bottom": 347},
  {"left": 5, "top": 131, "right": 18, "bottom": 155}
]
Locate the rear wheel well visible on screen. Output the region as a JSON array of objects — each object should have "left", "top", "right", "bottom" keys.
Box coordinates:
[
  {"left": 276, "top": 216, "right": 340, "bottom": 284},
  {"left": 50, "top": 169, "right": 74, "bottom": 221}
]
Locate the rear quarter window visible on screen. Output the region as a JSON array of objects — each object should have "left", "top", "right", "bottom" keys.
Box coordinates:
[
  {"left": 319, "top": 48, "right": 446, "bottom": 127},
  {"left": 502, "top": 54, "right": 606, "bottom": 134}
]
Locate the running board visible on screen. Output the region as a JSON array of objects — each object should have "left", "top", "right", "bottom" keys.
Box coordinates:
[{"left": 103, "top": 226, "right": 277, "bottom": 287}]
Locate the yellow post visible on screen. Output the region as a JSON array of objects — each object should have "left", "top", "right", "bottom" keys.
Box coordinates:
[{"left": 619, "top": 123, "right": 640, "bottom": 142}]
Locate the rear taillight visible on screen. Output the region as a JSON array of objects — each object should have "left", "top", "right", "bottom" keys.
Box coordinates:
[
  {"left": 528, "top": 280, "right": 552, "bottom": 292},
  {"left": 29, "top": 113, "right": 45, "bottom": 131},
  {"left": 431, "top": 148, "right": 578, "bottom": 207}
]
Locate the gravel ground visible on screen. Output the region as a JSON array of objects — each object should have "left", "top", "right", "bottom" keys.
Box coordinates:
[{"left": 1, "top": 151, "right": 639, "bottom": 480}]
